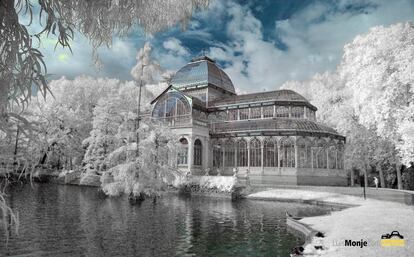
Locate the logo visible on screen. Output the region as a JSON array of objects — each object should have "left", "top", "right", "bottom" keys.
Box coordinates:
[{"left": 380, "top": 231, "right": 405, "bottom": 247}]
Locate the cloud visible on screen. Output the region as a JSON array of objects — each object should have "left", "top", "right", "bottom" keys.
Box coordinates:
[
  {"left": 25, "top": 0, "right": 414, "bottom": 87},
  {"left": 206, "top": 0, "right": 414, "bottom": 92},
  {"left": 163, "top": 38, "right": 190, "bottom": 56}
]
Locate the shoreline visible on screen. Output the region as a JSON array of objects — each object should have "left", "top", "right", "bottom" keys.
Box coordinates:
[{"left": 247, "top": 188, "right": 414, "bottom": 256}]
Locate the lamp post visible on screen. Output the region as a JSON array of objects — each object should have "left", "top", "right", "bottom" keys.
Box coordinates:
[
  {"left": 363, "top": 165, "right": 368, "bottom": 200},
  {"left": 136, "top": 64, "right": 146, "bottom": 157}
]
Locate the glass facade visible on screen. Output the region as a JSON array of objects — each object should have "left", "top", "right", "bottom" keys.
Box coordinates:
[
  {"left": 291, "top": 106, "right": 304, "bottom": 118},
  {"left": 276, "top": 106, "right": 289, "bottom": 118},
  {"left": 263, "top": 106, "right": 274, "bottom": 118},
  {"left": 237, "top": 140, "right": 248, "bottom": 167},
  {"left": 250, "top": 107, "right": 261, "bottom": 119},
  {"left": 250, "top": 138, "right": 261, "bottom": 167},
  {"left": 264, "top": 139, "right": 277, "bottom": 167},
  {"left": 152, "top": 91, "right": 191, "bottom": 125},
  {"left": 224, "top": 140, "right": 235, "bottom": 167},
  {"left": 170, "top": 57, "right": 236, "bottom": 94}
]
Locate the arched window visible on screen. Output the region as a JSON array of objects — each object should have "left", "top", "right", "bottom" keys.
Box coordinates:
[
  {"left": 250, "top": 138, "right": 261, "bottom": 167},
  {"left": 264, "top": 139, "right": 277, "bottom": 167},
  {"left": 328, "top": 145, "right": 337, "bottom": 169},
  {"left": 224, "top": 140, "right": 235, "bottom": 167},
  {"left": 280, "top": 138, "right": 295, "bottom": 167},
  {"left": 297, "top": 138, "right": 307, "bottom": 168},
  {"left": 152, "top": 92, "right": 191, "bottom": 124},
  {"left": 314, "top": 139, "right": 327, "bottom": 169},
  {"left": 177, "top": 138, "right": 188, "bottom": 165},
  {"left": 213, "top": 141, "right": 223, "bottom": 168},
  {"left": 194, "top": 139, "right": 202, "bottom": 166},
  {"left": 237, "top": 139, "right": 248, "bottom": 167}
]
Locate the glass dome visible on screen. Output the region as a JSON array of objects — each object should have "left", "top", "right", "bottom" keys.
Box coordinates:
[{"left": 170, "top": 56, "right": 235, "bottom": 94}]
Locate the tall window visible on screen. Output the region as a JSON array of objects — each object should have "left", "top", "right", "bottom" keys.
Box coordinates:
[
  {"left": 213, "top": 142, "right": 223, "bottom": 168},
  {"left": 176, "top": 100, "right": 187, "bottom": 116},
  {"left": 263, "top": 106, "right": 274, "bottom": 118},
  {"left": 280, "top": 138, "right": 295, "bottom": 167},
  {"left": 328, "top": 145, "right": 337, "bottom": 169},
  {"left": 291, "top": 106, "right": 304, "bottom": 118},
  {"left": 177, "top": 138, "right": 188, "bottom": 165},
  {"left": 250, "top": 138, "right": 261, "bottom": 167},
  {"left": 250, "top": 107, "right": 261, "bottom": 119},
  {"left": 237, "top": 139, "right": 248, "bottom": 166},
  {"left": 224, "top": 140, "right": 235, "bottom": 167},
  {"left": 297, "top": 139, "right": 307, "bottom": 168},
  {"left": 306, "top": 143, "right": 312, "bottom": 168},
  {"left": 194, "top": 139, "right": 202, "bottom": 166},
  {"left": 337, "top": 142, "right": 344, "bottom": 169},
  {"left": 264, "top": 139, "right": 277, "bottom": 167},
  {"left": 239, "top": 108, "right": 249, "bottom": 120},
  {"left": 276, "top": 106, "right": 289, "bottom": 118},
  {"left": 314, "top": 139, "right": 327, "bottom": 169},
  {"left": 228, "top": 109, "right": 238, "bottom": 120}
]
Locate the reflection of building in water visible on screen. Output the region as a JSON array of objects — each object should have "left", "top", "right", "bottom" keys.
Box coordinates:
[{"left": 149, "top": 56, "right": 347, "bottom": 186}]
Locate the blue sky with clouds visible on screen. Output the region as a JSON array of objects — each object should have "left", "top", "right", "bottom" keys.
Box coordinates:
[{"left": 36, "top": 0, "right": 414, "bottom": 92}]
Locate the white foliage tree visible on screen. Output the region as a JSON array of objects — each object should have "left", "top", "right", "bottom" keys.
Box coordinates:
[
  {"left": 101, "top": 122, "right": 181, "bottom": 198},
  {"left": 282, "top": 22, "right": 414, "bottom": 189},
  {"left": 99, "top": 43, "right": 183, "bottom": 198},
  {"left": 27, "top": 76, "right": 122, "bottom": 170},
  {"left": 82, "top": 95, "right": 124, "bottom": 172},
  {"left": 340, "top": 22, "right": 414, "bottom": 164}
]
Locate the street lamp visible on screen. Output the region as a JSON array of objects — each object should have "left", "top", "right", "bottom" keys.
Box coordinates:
[{"left": 136, "top": 64, "right": 146, "bottom": 157}]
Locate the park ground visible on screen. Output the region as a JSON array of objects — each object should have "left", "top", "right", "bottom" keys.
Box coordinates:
[{"left": 248, "top": 187, "right": 414, "bottom": 257}]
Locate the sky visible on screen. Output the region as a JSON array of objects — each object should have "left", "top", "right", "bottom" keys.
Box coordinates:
[{"left": 34, "top": 0, "right": 414, "bottom": 93}]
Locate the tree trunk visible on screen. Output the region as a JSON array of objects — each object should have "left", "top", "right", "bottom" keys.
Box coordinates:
[
  {"left": 350, "top": 169, "right": 354, "bottom": 186},
  {"left": 13, "top": 125, "right": 20, "bottom": 171},
  {"left": 378, "top": 165, "right": 385, "bottom": 188},
  {"left": 396, "top": 163, "right": 403, "bottom": 190},
  {"left": 364, "top": 167, "right": 368, "bottom": 189}
]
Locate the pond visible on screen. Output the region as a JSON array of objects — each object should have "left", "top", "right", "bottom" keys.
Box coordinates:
[{"left": 0, "top": 184, "right": 331, "bottom": 257}]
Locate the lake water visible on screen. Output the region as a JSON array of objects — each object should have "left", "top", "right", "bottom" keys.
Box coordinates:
[{"left": 0, "top": 184, "right": 331, "bottom": 257}]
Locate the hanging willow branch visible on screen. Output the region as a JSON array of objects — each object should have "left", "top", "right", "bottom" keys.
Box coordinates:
[
  {"left": 0, "top": 0, "right": 209, "bottom": 242},
  {"left": 0, "top": 0, "right": 209, "bottom": 117}
]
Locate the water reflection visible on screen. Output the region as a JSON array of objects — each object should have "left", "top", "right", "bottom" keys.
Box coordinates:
[{"left": 0, "top": 184, "right": 330, "bottom": 257}]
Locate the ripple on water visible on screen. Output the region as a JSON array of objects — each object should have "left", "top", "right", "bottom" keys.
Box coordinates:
[{"left": 0, "top": 184, "right": 331, "bottom": 257}]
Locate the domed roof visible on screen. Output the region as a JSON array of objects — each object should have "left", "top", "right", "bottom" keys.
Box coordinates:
[{"left": 170, "top": 56, "right": 235, "bottom": 94}]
